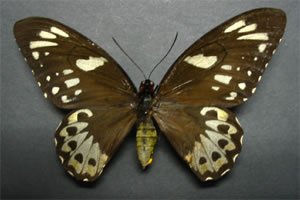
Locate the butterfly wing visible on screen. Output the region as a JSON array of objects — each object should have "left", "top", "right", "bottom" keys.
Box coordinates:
[
  {"left": 156, "top": 8, "right": 286, "bottom": 107},
  {"left": 14, "top": 17, "right": 137, "bottom": 109},
  {"left": 153, "top": 8, "right": 286, "bottom": 181},
  {"left": 14, "top": 17, "right": 139, "bottom": 181},
  {"left": 55, "top": 106, "right": 136, "bottom": 182},
  {"left": 153, "top": 104, "right": 243, "bottom": 181}
]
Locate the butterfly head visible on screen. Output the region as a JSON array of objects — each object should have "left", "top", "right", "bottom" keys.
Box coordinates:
[{"left": 139, "top": 79, "right": 155, "bottom": 95}]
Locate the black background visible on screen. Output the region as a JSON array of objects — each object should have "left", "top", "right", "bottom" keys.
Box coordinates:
[{"left": 1, "top": 0, "right": 299, "bottom": 199}]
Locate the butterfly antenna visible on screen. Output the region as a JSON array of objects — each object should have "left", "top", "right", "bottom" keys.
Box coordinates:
[
  {"left": 112, "top": 37, "right": 147, "bottom": 79},
  {"left": 148, "top": 32, "right": 178, "bottom": 79}
]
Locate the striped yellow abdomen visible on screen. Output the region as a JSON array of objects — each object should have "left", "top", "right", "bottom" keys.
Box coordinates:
[{"left": 136, "top": 118, "right": 158, "bottom": 168}]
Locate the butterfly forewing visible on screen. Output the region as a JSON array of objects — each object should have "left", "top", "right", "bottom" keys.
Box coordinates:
[
  {"left": 153, "top": 104, "right": 243, "bottom": 181},
  {"left": 55, "top": 106, "right": 137, "bottom": 182},
  {"left": 156, "top": 8, "right": 286, "bottom": 107},
  {"left": 14, "top": 17, "right": 137, "bottom": 109}
]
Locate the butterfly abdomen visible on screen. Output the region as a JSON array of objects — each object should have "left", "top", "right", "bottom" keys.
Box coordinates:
[{"left": 136, "top": 117, "right": 158, "bottom": 169}]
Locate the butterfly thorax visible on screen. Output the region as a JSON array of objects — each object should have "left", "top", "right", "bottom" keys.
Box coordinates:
[{"left": 136, "top": 79, "right": 158, "bottom": 168}]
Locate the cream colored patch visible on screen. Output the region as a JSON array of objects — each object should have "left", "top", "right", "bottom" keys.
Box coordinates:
[
  {"left": 39, "top": 31, "right": 57, "bottom": 39},
  {"left": 68, "top": 136, "right": 93, "bottom": 173},
  {"left": 205, "top": 120, "right": 237, "bottom": 134},
  {"left": 189, "top": 142, "right": 214, "bottom": 175},
  {"left": 59, "top": 122, "right": 88, "bottom": 139},
  {"left": 97, "top": 154, "right": 109, "bottom": 173},
  {"left": 63, "top": 69, "right": 74, "bottom": 75},
  {"left": 82, "top": 142, "right": 100, "bottom": 177},
  {"left": 50, "top": 26, "right": 69, "bottom": 37},
  {"left": 238, "top": 23, "right": 257, "bottom": 33},
  {"left": 214, "top": 74, "right": 232, "bottom": 85},
  {"left": 68, "top": 109, "right": 93, "bottom": 124},
  {"left": 211, "top": 86, "right": 220, "bottom": 91},
  {"left": 29, "top": 41, "right": 58, "bottom": 49},
  {"left": 205, "top": 130, "right": 236, "bottom": 151},
  {"left": 64, "top": 78, "right": 80, "bottom": 88},
  {"left": 52, "top": 87, "right": 60, "bottom": 95},
  {"left": 200, "top": 107, "right": 229, "bottom": 121},
  {"left": 238, "top": 82, "right": 246, "bottom": 90},
  {"left": 225, "top": 92, "right": 238, "bottom": 101},
  {"left": 243, "top": 98, "right": 248, "bottom": 102},
  {"left": 74, "top": 89, "right": 82, "bottom": 96},
  {"left": 184, "top": 54, "right": 217, "bottom": 69},
  {"left": 200, "top": 135, "right": 228, "bottom": 171},
  {"left": 224, "top": 20, "right": 246, "bottom": 33},
  {"left": 237, "top": 33, "right": 269, "bottom": 40},
  {"left": 220, "top": 65, "right": 232, "bottom": 70},
  {"left": 185, "top": 153, "right": 192, "bottom": 162},
  {"left": 258, "top": 43, "right": 267, "bottom": 53},
  {"left": 61, "top": 132, "right": 88, "bottom": 153},
  {"left": 32, "top": 51, "right": 39, "bottom": 60},
  {"left": 76, "top": 56, "right": 108, "bottom": 71}
]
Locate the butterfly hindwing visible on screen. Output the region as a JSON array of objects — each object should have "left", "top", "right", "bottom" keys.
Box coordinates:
[
  {"left": 153, "top": 104, "right": 243, "bottom": 181},
  {"left": 14, "top": 17, "right": 137, "bottom": 109},
  {"left": 55, "top": 106, "right": 137, "bottom": 182},
  {"left": 156, "top": 8, "right": 286, "bottom": 107}
]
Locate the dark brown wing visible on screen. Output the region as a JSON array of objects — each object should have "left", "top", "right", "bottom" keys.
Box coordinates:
[
  {"left": 156, "top": 8, "right": 286, "bottom": 108},
  {"left": 153, "top": 103, "right": 243, "bottom": 181},
  {"left": 55, "top": 106, "right": 137, "bottom": 182},
  {"left": 14, "top": 17, "right": 137, "bottom": 109}
]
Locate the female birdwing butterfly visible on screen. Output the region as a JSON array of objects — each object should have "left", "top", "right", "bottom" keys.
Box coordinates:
[{"left": 14, "top": 8, "right": 286, "bottom": 182}]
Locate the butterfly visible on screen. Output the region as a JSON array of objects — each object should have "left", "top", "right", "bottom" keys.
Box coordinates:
[{"left": 14, "top": 8, "right": 286, "bottom": 182}]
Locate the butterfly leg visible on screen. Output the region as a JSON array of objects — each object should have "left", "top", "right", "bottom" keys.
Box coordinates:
[{"left": 136, "top": 117, "right": 158, "bottom": 169}]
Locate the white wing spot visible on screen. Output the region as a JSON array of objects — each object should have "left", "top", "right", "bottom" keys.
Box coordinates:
[
  {"left": 44, "top": 52, "right": 50, "bottom": 56},
  {"left": 211, "top": 86, "right": 220, "bottom": 91},
  {"left": 74, "top": 89, "right": 82, "bottom": 96},
  {"left": 238, "top": 23, "right": 257, "bottom": 33},
  {"left": 240, "top": 135, "right": 244, "bottom": 144},
  {"left": 252, "top": 88, "right": 256, "bottom": 94},
  {"left": 205, "top": 177, "right": 213, "bottom": 181},
  {"left": 237, "top": 33, "right": 269, "bottom": 40},
  {"left": 241, "top": 56, "right": 245, "bottom": 60},
  {"left": 39, "top": 31, "right": 57, "bottom": 39},
  {"left": 37, "top": 82, "right": 41, "bottom": 87},
  {"left": 64, "top": 78, "right": 80, "bottom": 88},
  {"left": 236, "top": 67, "right": 240, "bottom": 71},
  {"left": 265, "top": 63, "right": 269, "bottom": 68},
  {"left": 52, "top": 87, "right": 60, "bottom": 95},
  {"left": 233, "top": 154, "right": 239, "bottom": 162},
  {"left": 224, "top": 20, "right": 245, "bottom": 33},
  {"left": 225, "top": 92, "right": 237, "bottom": 100},
  {"left": 40, "top": 64, "right": 43, "bottom": 68},
  {"left": 214, "top": 74, "right": 232, "bottom": 85},
  {"left": 272, "top": 49, "right": 276, "bottom": 55},
  {"left": 46, "top": 75, "right": 51, "bottom": 82},
  {"left": 50, "top": 26, "right": 69, "bottom": 37},
  {"left": 63, "top": 69, "right": 74, "bottom": 75},
  {"left": 76, "top": 56, "right": 108, "bottom": 71},
  {"left": 61, "top": 95, "right": 73, "bottom": 103},
  {"left": 31, "top": 70, "right": 35, "bottom": 75},
  {"left": 238, "top": 82, "right": 246, "bottom": 90},
  {"left": 258, "top": 43, "right": 267, "bottom": 53},
  {"left": 29, "top": 41, "right": 58, "bottom": 49},
  {"left": 258, "top": 76, "right": 262, "bottom": 82},
  {"left": 254, "top": 57, "right": 258, "bottom": 61},
  {"left": 32, "top": 51, "right": 39, "bottom": 60},
  {"left": 55, "top": 72, "right": 59, "bottom": 76},
  {"left": 184, "top": 54, "right": 218, "bottom": 69},
  {"left": 220, "top": 65, "right": 232, "bottom": 70},
  {"left": 247, "top": 70, "right": 252, "bottom": 76},
  {"left": 44, "top": 93, "right": 48, "bottom": 98},
  {"left": 221, "top": 169, "right": 230, "bottom": 176}
]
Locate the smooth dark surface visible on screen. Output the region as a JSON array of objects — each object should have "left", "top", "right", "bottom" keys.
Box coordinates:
[{"left": 1, "top": 0, "right": 299, "bottom": 199}]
